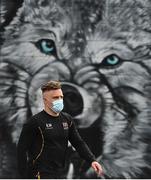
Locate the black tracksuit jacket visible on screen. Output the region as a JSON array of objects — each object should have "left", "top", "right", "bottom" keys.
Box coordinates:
[{"left": 17, "top": 110, "right": 96, "bottom": 178}]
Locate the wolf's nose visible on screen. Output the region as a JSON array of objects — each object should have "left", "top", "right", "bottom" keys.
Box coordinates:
[{"left": 62, "top": 84, "right": 84, "bottom": 116}]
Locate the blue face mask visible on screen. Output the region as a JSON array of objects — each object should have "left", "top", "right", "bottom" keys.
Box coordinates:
[{"left": 51, "top": 99, "right": 64, "bottom": 113}]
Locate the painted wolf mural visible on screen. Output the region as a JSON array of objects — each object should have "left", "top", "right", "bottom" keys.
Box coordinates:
[{"left": 1, "top": 0, "right": 151, "bottom": 178}]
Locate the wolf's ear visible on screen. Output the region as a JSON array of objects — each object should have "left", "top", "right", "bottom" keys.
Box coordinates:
[
  {"left": 102, "top": 0, "right": 151, "bottom": 32},
  {"left": 23, "top": 0, "right": 53, "bottom": 8},
  {"left": 22, "top": 0, "right": 64, "bottom": 23},
  {"left": 0, "top": 0, "right": 23, "bottom": 30}
]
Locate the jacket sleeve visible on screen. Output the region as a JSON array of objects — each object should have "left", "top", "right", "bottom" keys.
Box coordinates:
[
  {"left": 17, "top": 122, "right": 35, "bottom": 178},
  {"left": 68, "top": 118, "right": 96, "bottom": 165}
]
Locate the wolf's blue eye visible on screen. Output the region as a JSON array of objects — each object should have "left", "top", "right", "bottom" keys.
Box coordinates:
[
  {"left": 101, "top": 54, "right": 121, "bottom": 66},
  {"left": 41, "top": 40, "right": 54, "bottom": 53},
  {"left": 35, "top": 39, "right": 57, "bottom": 56}
]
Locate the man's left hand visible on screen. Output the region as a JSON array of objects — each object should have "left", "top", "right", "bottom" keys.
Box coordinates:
[{"left": 91, "top": 161, "right": 103, "bottom": 176}]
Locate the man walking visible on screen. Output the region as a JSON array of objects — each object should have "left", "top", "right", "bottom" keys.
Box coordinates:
[{"left": 17, "top": 80, "right": 103, "bottom": 179}]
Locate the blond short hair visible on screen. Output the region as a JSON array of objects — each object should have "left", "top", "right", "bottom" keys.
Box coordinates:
[{"left": 41, "top": 80, "right": 61, "bottom": 93}]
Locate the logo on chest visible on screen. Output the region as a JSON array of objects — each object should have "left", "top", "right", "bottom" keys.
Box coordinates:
[
  {"left": 46, "top": 123, "right": 53, "bottom": 129},
  {"left": 62, "top": 122, "right": 68, "bottom": 130}
]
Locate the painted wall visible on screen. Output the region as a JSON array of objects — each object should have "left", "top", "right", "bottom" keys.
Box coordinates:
[{"left": 0, "top": 0, "right": 151, "bottom": 178}]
